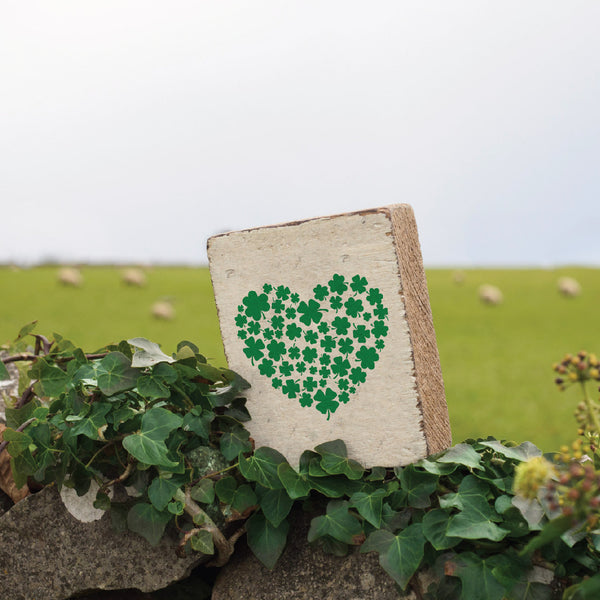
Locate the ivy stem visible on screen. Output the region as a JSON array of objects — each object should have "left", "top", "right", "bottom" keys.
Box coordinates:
[
  {"left": 1, "top": 351, "right": 109, "bottom": 366},
  {"left": 197, "top": 462, "right": 238, "bottom": 483},
  {"left": 581, "top": 381, "right": 600, "bottom": 435},
  {"left": 178, "top": 488, "right": 241, "bottom": 567},
  {"left": 85, "top": 441, "right": 116, "bottom": 469}
]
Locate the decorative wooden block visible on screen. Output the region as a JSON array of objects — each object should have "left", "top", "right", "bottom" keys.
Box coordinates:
[{"left": 207, "top": 205, "right": 451, "bottom": 468}]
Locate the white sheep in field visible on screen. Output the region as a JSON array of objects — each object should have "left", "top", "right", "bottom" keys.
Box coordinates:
[
  {"left": 478, "top": 284, "right": 503, "bottom": 306},
  {"left": 558, "top": 277, "right": 581, "bottom": 298},
  {"left": 57, "top": 267, "right": 82, "bottom": 287},
  {"left": 121, "top": 268, "right": 146, "bottom": 287},
  {"left": 152, "top": 300, "right": 175, "bottom": 320}
]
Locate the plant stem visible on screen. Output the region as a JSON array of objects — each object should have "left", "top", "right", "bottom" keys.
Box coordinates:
[
  {"left": 581, "top": 381, "right": 600, "bottom": 435},
  {"left": 196, "top": 462, "right": 238, "bottom": 483},
  {"left": 85, "top": 441, "right": 115, "bottom": 469}
]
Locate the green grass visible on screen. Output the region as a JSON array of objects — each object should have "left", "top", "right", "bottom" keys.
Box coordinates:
[
  {"left": 0, "top": 266, "right": 226, "bottom": 365},
  {"left": 1, "top": 265, "right": 599, "bottom": 452}
]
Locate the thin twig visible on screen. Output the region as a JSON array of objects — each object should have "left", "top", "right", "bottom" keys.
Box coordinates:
[
  {"left": 16, "top": 381, "right": 37, "bottom": 409},
  {"left": 1, "top": 352, "right": 109, "bottom": 366}
]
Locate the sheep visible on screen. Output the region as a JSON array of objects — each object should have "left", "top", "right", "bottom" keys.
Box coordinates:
[
  {"left": 557, "top": 277, "right": 581, "bottom": 298},
  {"left": 151, "top": 300, "right": 175, "bottom": 320},
  {"left": 452, "top": 270, "right": 466, "bottom": 285},
  {"left": 121, "top": 267, "right": 146, "bottom": 287},
  {"left": 478, "top": 284, "right": 503, "bottom": 306},
  {"left": 57, "top": 267, "right": 82, "bottom": 287}
]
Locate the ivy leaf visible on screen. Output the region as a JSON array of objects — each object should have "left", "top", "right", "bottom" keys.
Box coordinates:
[
  {"left": 128, "top": 337, "right": 175, "bottom": 367},
  {"left": 2, "top": 428, "right": 34, "bottom": 457},
  {"left": 307, "top": 500, "right": 363, "bottom": 545},
  {"left": 215, "top": 476, "right": 237, "bottom": 504},
  {"left": 96, "top": 352, "right": 139, "bottom": 395},
  {"left": 238, "top": 447, "right": 287, "bottom": 490},
  {"left": 69, "top": 402, "right": 111, "bottom": 440},
  {"left": 30, "top": 358, "right": 69, "bottom": 397},
  {"left": 422, "top": 508, "right": 461, "bottom": 550},
  {"left": 127, "top": 503, "right": 172, "bottom": 546},
  {"left": 441, "top": 475, "right": 509, "bottom": 542},
  {"left": 260, "top": 488, "right": 294, "bottom": 527},
  {"left": 307, "top": 475, "right": 363, "bottom": 499},
  {"left": 5, "top": 400, "right": 40, "bottom": 429},
  {"left": 479, "top": 439, "right": 542, "bottom": 462},
  {"left": 0, "top": 360, "right": 9, "bottom": 381},
  {"left": 314, "top": 439, "right": 364, "bottom": 480},
  {"left": 452, "top": 552, "right": 507, "bottom": 600},
  {"left": 220, "top": 424, "right": 251, "bottom": 461},
  {"left": 396, "top": 465, "right": 439, "bottom": 508},
  {"left": 360, "top": 523, "right": 426, "bottom": 590},
  {"left": 191, "top": 529, "right": 214, "bottom": 555},
  {"left": 191, "top": 479, "right": 215, "bottom": 504},
  {"left": 277, "top": 463, "right": 312, "bottom": 499},
  {"left": 182, "top": 409, "right": 214, "bottom": 440},
  {"left": 122, "top": 407, "right": 183, "bottom": 468},
  {"left": 148, "top": 476, "right": 181, "bottom": 511},
  {"left": 437, "top": 443, "right": 483, "bottom": 470},
  {"left": 214, "top": 477, "right": 257, "bottom": 513},
  {"left": 246, "top": 512, "right": 289, "bottom": 570},
  {"left": 136, "top": 363, "right": 177, "bottom": 400},
  {"left": 349, "top": 489, "right": 387, "bottom": 528},
  {"left": 11, "top": 451, "right": 37, "bottom": 489},
  {"left": 563, "top": 573, "right": 600, "bottom": 600}
]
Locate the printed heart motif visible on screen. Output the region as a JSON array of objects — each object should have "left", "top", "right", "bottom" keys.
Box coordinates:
[{"left": 235, "top": 274, "right": 389, "bottom": 419}]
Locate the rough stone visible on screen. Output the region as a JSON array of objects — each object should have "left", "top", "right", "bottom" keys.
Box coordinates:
[
  {"left": 0, "top": 486, "right": 203, "bottom": 600},
  {"left": 211, "top": 506, "right": 405, "bottom": 600}
]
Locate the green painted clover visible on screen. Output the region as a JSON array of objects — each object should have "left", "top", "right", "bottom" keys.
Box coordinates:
[{"left": 236, "top": 274, "right": 389, "bottom": 419}]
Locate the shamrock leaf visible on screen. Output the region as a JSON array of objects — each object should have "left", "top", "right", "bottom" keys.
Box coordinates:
[{"left": 243, "top": 291, "right": 270, "bottom": 320}]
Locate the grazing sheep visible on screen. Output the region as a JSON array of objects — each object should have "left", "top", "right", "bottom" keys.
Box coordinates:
[
  {"left": 558, "top": 277, "right": 581, "bottom": 298},
  {"left": 452, "top": 270, "right": 466, "bottom": 285},
  {"left": 152, "top": 300, "right": 175, "bottom": 320},
  {"left": 478, "top": 284, "right": 503, "bottom": 306},
  {"left": 57, "top": 267, "right": 82, "bottom": 287},
  {"left": 121, "top": 268, "right": 146, "bottom": 287}
]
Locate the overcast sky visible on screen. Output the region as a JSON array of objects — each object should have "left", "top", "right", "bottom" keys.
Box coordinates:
[{"left": 1, "top": 2, "right": 599, "bottom": 267}]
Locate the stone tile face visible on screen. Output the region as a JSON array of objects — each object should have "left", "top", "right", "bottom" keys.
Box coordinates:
[
  {"left": 212, "top": 506, "right": 405, "bottom": 600},
  {"left": 0, "top": 486, "right": 201, "bottom": 600},
  {"left": 208, "top": 204, "right": 450, "bottom": 468}
]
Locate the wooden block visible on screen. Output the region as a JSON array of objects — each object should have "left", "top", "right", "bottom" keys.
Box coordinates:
[{"left": 207, "top": 205, "right": 451, "bottom": 468}]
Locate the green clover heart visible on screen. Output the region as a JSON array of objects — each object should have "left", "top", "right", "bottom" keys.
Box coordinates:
[{"left": 235, "top": 274, "right": 389, "bottom": 420}]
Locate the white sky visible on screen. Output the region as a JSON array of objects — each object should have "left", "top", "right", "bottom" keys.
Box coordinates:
[{"left": 1, "top": 1, "right": 599, "bottom": 267}]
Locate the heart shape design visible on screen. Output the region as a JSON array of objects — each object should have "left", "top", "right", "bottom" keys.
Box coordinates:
[{"left": 235, "top": 274, "right": 389, "bottom": 419}]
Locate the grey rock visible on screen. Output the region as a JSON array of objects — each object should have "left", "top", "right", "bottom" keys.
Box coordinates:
[
  {"left": 0, "top": 351, "right": 20, "bottom": 423},
  {"left": 0, "top": 486, "right": 203, "bottom": 600},
  {"left": 212, "top": 506, "right": 405, "bottom": 600}
]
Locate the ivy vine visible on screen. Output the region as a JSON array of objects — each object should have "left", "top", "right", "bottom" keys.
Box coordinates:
[{"left": 1, "top": 324, "right": 600, "bottom": 599}]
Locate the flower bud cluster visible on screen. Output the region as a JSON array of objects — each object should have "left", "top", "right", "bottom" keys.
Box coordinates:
[
  {"left": 543, "top": 460, "right": 600, "bottom": 529},
  {"left": 553, "top": 351, "right": 600, "bottom": 391},
  {"left": 514, "top": 456, "right": 556, "bottom": 500}
]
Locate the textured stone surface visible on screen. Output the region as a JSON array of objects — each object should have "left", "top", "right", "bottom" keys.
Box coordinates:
[
  {"left": 0, "top": 486, "right": 203, "bottom": 600},
  {"left": 212, "top": 506, "right": 405, "bottom": 600}
]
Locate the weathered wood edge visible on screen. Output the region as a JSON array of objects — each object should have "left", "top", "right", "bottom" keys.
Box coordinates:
[
  {"left": 386, "top": 204, "right": 451, "bottom": 454},
  {"left": 207, "top": 206, "right": 393, "bottom": 241}
]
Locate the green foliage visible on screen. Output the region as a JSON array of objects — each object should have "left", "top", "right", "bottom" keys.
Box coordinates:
[{"left": 3, "top": 325, "right": 600, "bottom": 598}]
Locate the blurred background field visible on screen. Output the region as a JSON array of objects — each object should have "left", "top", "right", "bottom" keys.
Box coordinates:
[{"left": 1, "top": 265, "right": 598, "bottom": 453}]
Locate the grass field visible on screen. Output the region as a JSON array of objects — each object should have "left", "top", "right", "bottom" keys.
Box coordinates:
[{"left": 1, "top": 265, "right": 599, "bottom": 452}]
